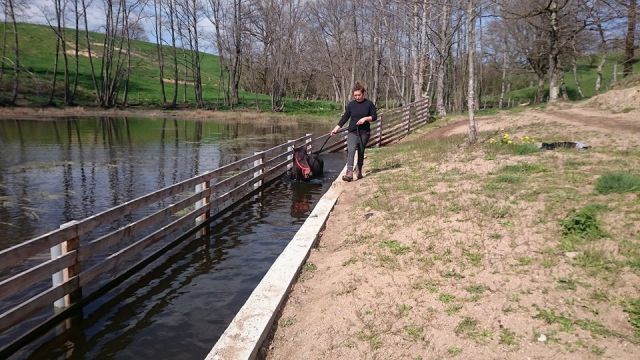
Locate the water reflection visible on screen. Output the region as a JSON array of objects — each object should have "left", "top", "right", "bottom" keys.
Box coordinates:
[{"left": 0, "top": 116, "right": 329, "bottom": 250}]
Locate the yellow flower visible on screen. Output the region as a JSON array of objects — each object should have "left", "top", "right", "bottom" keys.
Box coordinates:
[{"left": 508, "top": 140, "right": 513, "bottom": 144}]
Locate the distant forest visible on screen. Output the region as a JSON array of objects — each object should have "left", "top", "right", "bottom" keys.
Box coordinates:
[{"left": 0, "top": 0, "right": 637, "bottom": 113}]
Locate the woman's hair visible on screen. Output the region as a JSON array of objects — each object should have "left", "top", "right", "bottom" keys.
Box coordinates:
[{"left": 352, "top": 82, "right": 366, "bottom": 94}]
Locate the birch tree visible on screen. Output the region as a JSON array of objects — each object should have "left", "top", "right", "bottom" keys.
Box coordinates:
[{"left": 467, "top": 0, "right": 477, "bottom": 144}]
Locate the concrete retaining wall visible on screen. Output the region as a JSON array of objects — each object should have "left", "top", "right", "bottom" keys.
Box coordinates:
[{"left": 205, "top": 168, "right": 346, "bottom": 360}]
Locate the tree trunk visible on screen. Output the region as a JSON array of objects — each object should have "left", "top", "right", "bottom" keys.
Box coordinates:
[
  {"left": 81, "top": 0, "right": 99, "bottom": 104},
  {"left": 230, "top": 0, "right": 242, "bottom": 105},
  {"left": 0, "top": 4, "right": 7, "bottom": 83},
  {"left": 535, "top": 76, "right": 545, "bottom": 104},
  {"left": 411, "top": 0, "right": 421, "bottom": 102},
  {"left": 49, "top": 37, "right": 60, "bottom": 105},
  {"left": 623, "top": 0, "right": 637, "bottom": 77},
  {"left": 168, "top": 0, "right": 178, "bottom": 107},
  {"left": 572, "top": 58, "right": 584, "bottom": 99},
  {"left": 560, "top": 76, "right": 569, "bottom": 101},
  {"left": 71, "top": 0, "right": 80, "bottom": 103},
  {"left": 435, "top": 1, "right": 450, "bottom": 117},
  {"left": 547, "top": 0, "right": 560, "bottom": 103},
  {"left": 8, "top": 0, "right": 19, "bottom": 104},
  {"left": 467, "top": 0, "right": 477, "bottom": 144},
  {"left": 153, "top": 0, "right": 167, "bottom": 105},
  {"left": 499, "top": 50, "right": 507, "bottom": 109},
  {"left": 595, "top": 56, "right": 605, "bottom": 93}
]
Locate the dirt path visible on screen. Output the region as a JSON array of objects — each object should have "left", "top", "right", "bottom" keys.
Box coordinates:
[
  {"left": 431, "top": 107, "right": 640, "bottom": 140},
  {"left": 265, "top": 104, "right": 640, "bottom": 359}
]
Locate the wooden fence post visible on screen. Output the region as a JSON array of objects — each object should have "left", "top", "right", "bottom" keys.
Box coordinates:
[
  {"left": 407, "top": 104, "right": 412, "bottom": 134},
  {"left": 52, "top": 220, "right": 81, "bottom": 311},
  {"left": 287, "top": 140, "right": 295, "bottom": 171},
  {"left": 195, "top": 181, "right": 209, "bottom": 227},
  {"left": 305, "top": 133, "right": 312, "bottom": 154},
  {"left": 377, "top": 113, "right": 383, "bottom": 147},
  {"left": 254, "top": 151, "right": 264, "bottom": 190}
]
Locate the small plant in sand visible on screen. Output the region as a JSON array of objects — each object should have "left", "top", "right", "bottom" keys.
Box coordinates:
[
  {"left": 499, "top": 328, "right": 519, "bottom": 346},
  {"left": 624, "top": 298, "right": 640, "bottom": 338},
  {"left": 486, "top": 132, "right": 540, "bottom": 159},
  {"left": 447, "top": 346, "right": 462, "bottom": 356}
]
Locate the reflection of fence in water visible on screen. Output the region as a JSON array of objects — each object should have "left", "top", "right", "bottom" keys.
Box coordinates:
[
  {"left": 0, "top": 134, "right": 312, "bottom": 355},
  {"left": 0, "top": 98, "right": 432, "bottom": 356}
]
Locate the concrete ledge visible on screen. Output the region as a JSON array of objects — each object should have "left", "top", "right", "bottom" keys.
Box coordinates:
[{"left": 205, "top": 168, "right": 346, "bottom": 360}]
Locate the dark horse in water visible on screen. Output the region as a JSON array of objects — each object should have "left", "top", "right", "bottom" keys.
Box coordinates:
[{"left": 291, "top": 147, "right": 324, "bottom": 182}]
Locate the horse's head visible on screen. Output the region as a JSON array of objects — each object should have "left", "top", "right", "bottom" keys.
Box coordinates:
[{"left": 293, "top": 148, "right": 312, "bottom": 180}]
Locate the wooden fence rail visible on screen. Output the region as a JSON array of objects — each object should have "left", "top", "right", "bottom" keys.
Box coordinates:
[{"left": 0, "top": 98, "right": 434, "bottom": 355}]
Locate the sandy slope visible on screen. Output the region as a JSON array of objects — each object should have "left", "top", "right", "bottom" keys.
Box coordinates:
[{"left": 265, "top": 91, "right": 640, "bottom": 360}]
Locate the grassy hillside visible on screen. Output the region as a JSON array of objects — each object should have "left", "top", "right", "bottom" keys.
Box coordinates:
[
  {"left": 500, "top": 54, "right": 640, "bottom": 105},
  {"left": 0, "top": 23, "right": 342, "bottom": 116},
  {"left": 0, "top": 23, "right": 636, "bottom": 114}
]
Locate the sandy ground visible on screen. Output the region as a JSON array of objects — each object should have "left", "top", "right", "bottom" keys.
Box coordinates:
[{"left": 265, "top": 89, "right": 640, "bottom": 359}]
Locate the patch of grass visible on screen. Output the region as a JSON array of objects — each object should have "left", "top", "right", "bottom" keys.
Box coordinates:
[
  {"left": 533, "top": 307, "right": 574, "bottom": 332},
  {"left": 465, "top": 284, "right": 487, "bottom": 294},
  {"left": 590, "top": 289, "right": 610, "bottom": 302},
  {"left": 501, "top": 162, "right": 546, "bottom": 174},
  {"left": 448, "top": 202, "right": 462, "bottom": 213},
  {"left": 446, "top": 303, "right": 464, "bottom": 315},
  {"left": 403, "top": 325, "right": 424, "bottom": 341},
  {"left": 379, "top": 239, "right": 412, "bottom": 255},
  {"left": 463, "top": 250, "right": 483, "bottom": 266},
  {"left": 595, "top": 172, "right": 640, "bottom": 194},
  {"left": 556, "top": 277, "right": 579, "bottom": 291},
  {"left": 591, "top": 345, "right": 606, "bottom": 356},
  {"left": 441, "top": 270, "right": 465, "bottom": 280},
  {"left": 356, "top": 330, "right": 383, "bottom": 349},
  {"left": 624, "top": 298, "right": 640, "bottom": 338},
  {"left": 575, "top": 319, "right": 614, "bottom": 337},
  {"left": 574, "top": 250, "right": 617, "bottom": 274},
  {"left": 560, "top": 205, "right": 607, "bottom": 240},
  {"left": 455, "top": 317, "right": 479, "bottom": 337},
  {"left": 376, "top": 253, "right": 400, "bottom": 268},
  {"left": 495, "top": 173, "right": 523, "bottom": 184},
  {"left": 279, "top": 317, "right": 296, "bottom": 327},
  {"left": 413, "top": 279, "right": 439, "bottom": 293},
  {"left": 342, "top": 256, "right": 358, "bottom": 266},
  {"left": 447, "top": 346, "right": 462, "bottom": 356},
  {"left": 499, "top": 328, "right": 519, "bottom": 346},
  {"left": 396, "top": 303, "right": 413, "bottom": 317},
  {"left": 508, "top": 143, "right": 540, "bottom": 155},
  {"left": 516, "top": 256, "right": 534, "bottom": 266},
  {"left": 621, "top": 239, "right": 640, "bottom": 271},
  {"left": 439, "top": 293, "right": 456, "bottom": 304},
  {"left": 303, "top": 262, "right": 317, "bottom": 272},
  {"left": 336, "top": 281, "right": 358, "bottom": 296}
]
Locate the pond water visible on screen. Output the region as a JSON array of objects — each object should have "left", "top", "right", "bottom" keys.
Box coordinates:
[
  {"left": 0, "top": 116, "right": 344, "bottom": 359},
  {"left": 0, "top": 116, "right": 331, "bottom": 248}
]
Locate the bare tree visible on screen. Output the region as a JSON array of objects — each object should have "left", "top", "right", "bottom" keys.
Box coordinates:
[
  {"left": 7, "top": 0, "right": 19, "bottom": 104},
  {"left": 623, "top": 0, "right": 637, "bottom": 77},
  {"left": 152, "top": 0, "right": 167, "bottom": 105}
]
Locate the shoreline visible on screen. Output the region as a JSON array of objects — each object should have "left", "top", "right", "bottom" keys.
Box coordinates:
[{"left": 0, "top": 106, "right": 335, "bottom": 123}]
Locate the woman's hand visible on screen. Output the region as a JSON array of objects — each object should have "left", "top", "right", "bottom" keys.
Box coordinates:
[
  {"left": 330, "top": 125, "right": 341, "bottom": 136},
  {"left": 356, "top": 116, "right": 370, "bottom": 125}
]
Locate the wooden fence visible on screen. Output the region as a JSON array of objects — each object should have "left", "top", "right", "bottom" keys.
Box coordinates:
[{"left": 0, "top": 97, "right": 433, "bottom": 355}]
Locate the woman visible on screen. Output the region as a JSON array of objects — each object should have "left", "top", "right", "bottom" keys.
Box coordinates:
[{"left": 330, "top": 82, "right": 377, "bottom": 181}]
